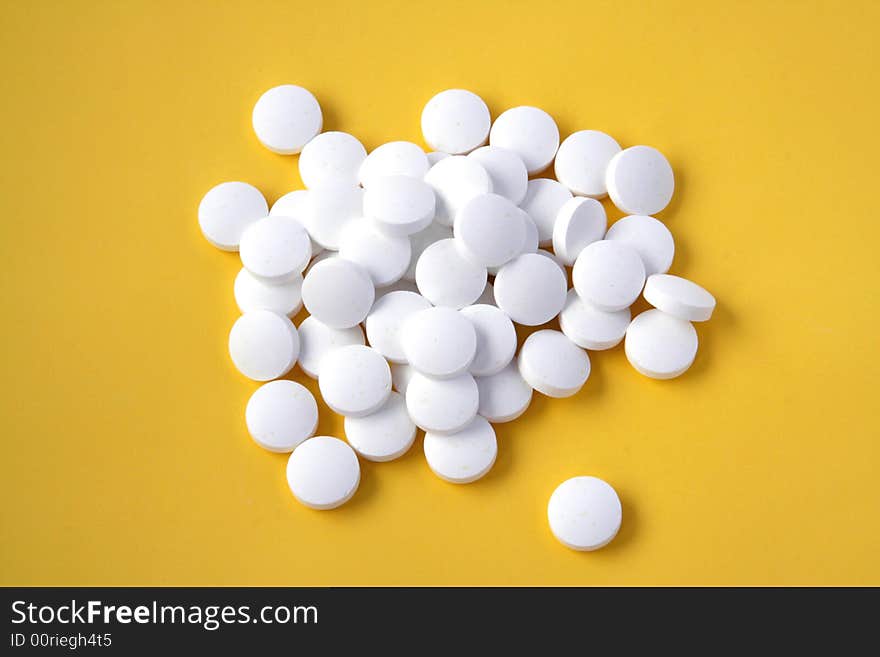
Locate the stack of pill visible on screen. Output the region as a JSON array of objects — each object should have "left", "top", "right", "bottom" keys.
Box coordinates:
[{"left": 198, "top": 85, "right": 716, "bottom": 551}]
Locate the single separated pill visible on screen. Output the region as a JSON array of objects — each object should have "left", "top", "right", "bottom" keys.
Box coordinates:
[
  {"left": 307, "top": 184, "right": 364, "bottom": 250},
  {"left": 606, "top": 145, "right": 674, "bottom": 216},
  {"left": 552, "top": 197, "right": 607, "bottom": 266},
  {"left": 406, "top": 371, "right": 479, "bottom": 434},
  {"left": 489, "top": 106, "right": 560, "bottom": 174},
  {"left": 460, "top": 304, "right": 517, "bottom": 377},
  {"left": 518, "top": 329, "right": 590, "bottom": 398},
  {"left": 643, "top": 274, "right": 716, "bottom": 321},
  {"left": 559, "top": 290, "right": 631, "bottom": 351},
  {"left": 365, "top": 290, "right": 432, "bottom": 363},
  {"left": 404, "top": 221, "right": 453, "bottom": 281},
  {"left": 270, "top": 190, "right": 322, "bottom": 258},
  {"left": 298, "top": 131, "right": 367, "bottom": 189},
  {"left": 318, "top": 345, "right": 391, "bottom": 417},
  {"left": 554, "top": 130, "right": 621, "bottom": 198},
  {"left": 245, "top": 380, "right": 318, "bottom": 452},
  {"left": 494, "top": 253, "right": 567, "bottom": 326},
  {"left": 252, "top": 85, "right": 322, "bottom": 155},
  {"left": 467, "top": 146, "right": 529, "bottom": 204},
  {"left": 297, "top": 316, "right": 364, "bottom": 379},
  {"left": 424, "top": 416, "right": 497, "bottom": 484},
  {"left": 548, "top": 476, "right": 622, "bottom": 551},
  {"left": 625, "top": 309, "right": 698, "bottom": 379},
  {"left": 363, "top": 175, "right": 435, "bottom": 237},
  {"left": 286, "top": 436, "right": 360, "bottom": 510},
  {"left": 344, "top": 392, "right": 416, "bottom": 462},
  {"left": 338, "top": 220, "right": 412, "bottom": 287},
  {"left": 234, "top": 267, "right": 303, "bottom": 317},
  {"left": 605, "top": 214, "right": 675, "bottom": 276},
  {"left": 239, "top": 215, "right": 311, "bottom": 284},
  {"left": 198, "top": 182, "right": 268, "bottom": 251},
  {"left": 424, "top": 156, "right": 493, "bottom": 226},
  {"left": 454, "top": 193, "right": 526, "bottom": 268},
  {"left": 415, "top": 238, "right": 487, "bottom": 309},
  {"left": 520, "top": 179, "right": 573, "bottom": 245},
  {"left": 359, "top": 141, "right": 429, "bottom": 187},
  {"left": 302, "top": 258, "right": 375, "bottom": 328},
  {"left": 401, "top": 306, "right": 477, "bottom": 379},
  {"left": 572, "top": 240, "right": 646, "bottom": 312},
  {"left": 476, "top": 362, "right": 533, "bottom": 423},
  {"left": 228, "top": 310, "right": 299, "bottom": 381},
  {"left": 421, "top": 89, "right": 491, "bottom": 155}
]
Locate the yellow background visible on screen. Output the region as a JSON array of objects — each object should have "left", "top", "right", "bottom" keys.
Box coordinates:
[{"left": 1, "top": 0, "right": 878, "bottom": 586}]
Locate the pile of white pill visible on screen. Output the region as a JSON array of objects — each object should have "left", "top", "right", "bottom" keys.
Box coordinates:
[{"left": 198, "top": 84, "right": 716, "bottom": 552}]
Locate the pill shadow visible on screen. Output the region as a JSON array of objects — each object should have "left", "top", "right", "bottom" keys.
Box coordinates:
[
  {"left": 591, "top": 489, "right": 637, "bottom": 555},
  {"left": 686, "top": 301, "right": 735, "bottom": 380}
]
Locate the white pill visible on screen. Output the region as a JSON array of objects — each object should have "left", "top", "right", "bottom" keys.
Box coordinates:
[
  {"left": 453, "top": 193, "right": 525, "bottom": 268},
  {"left": 554, "top": 130, "right": 621, "bottom": 198},
  {"left": 605, "top": 214, "right": 674, "bottom": 276},
  {"left": 643, "top": 274, "right": 715, "bottom": 322},
  {"left": 467, "top": 146, "right": 528, "bottom": 204},
  {"left": 338, "top": 220, "right": 412, "bottom": 287},
  {"left": 301, "top": 258, "right": 374, "bottom": 328},
  {"left": 426, "top": 151, "right": 450, "bottom": 166},
  {"left": 376, "top": 277, "right": 419, "bottom": 297},
  {"left": 198, "top": 182, "right": 268, "bottom": 251},
  {"left": 404, "top": 221, "right": 453, "bottom": 281},
  {"left": 494, "top": 253, "right": 567, "bottom": 326},
  {"left": 476, "top": 362, "right": 533, "bottom": 423},
  {"left": 606, "top": 145, "right": 675, "bottom": 216},
  {"left": 234, "top": 267, "right": 303, "bottom": 317},
  {"left": 239, "top": 216, "right": 311, "bottom": 284},
  {"left": 572, "top": 240, "right": 646, "bottom": 312},
  {"left": 489, "top": 106, "right": 559, "bottom": 174},
  {"left": 559, "top": 290, "right": 631, "bottom": 351},
  {"left": 270, "top": 190, "right": 322, "bottom": 258},
  {"left": 297, "top": 316, "right": 364, "bottom": 379},
  {"left": 245, "top": 380, "right": 318, "bottom": 452},
  {"left": 401, "top": 306, "right": 477, "bottom": 379},
  {"left": 424, "top": 155, "right": 493, "bottom": 226},
  {"left": 319, "top": 344, "right": 391, "bottom": 417},
  {"left": 424, "top": 416, "right": 497, "bottom": 484},
  {"left": 252, "top": 85, "right": 322, "bottom": 155},
  {"left": 518, "top": 329, "right": 590, "bottom": 398},
  {"left": 303, "top": 249, "right": 335, "bottom": 276},
  {"left": 476, "top": 281, "right": 496, "bottom": 306},
  {"left": 415, "top": 238, "right": 487, "bottom": 309},
  {"left": 406, "top": 371, "right": 479, "bottom": 434},
  {"left": 552, "top": 197, "right": 607, "bottom": 266},
  {"left": 519, "top": 178, "right": 573, "bottom": 245},
  {"left": 460, "top": 304, "right": 517, "bottom": 377},
  {"left": 307, "top": 184, "right": 364, "bottom": 250},
  {"left": 363, "top": 175, "right": 435, "bottom": 237},
  {"left": 625, "top": 309, "right": 698, "bottom": 379},
  {"left": 536, "top": 249, "right": 567, "bottom": 278},
  {"left": 365, "top": 290, "right": 432, "bottom": 363},
  {"left": 359, "top": 141, "right": 429, "bottom": 187},
  {"left": 519, "top": 208, "right": 540, "bottom": 254},
  {"left": 286, "top": 436, "right": 359, "bottom": 510},
  {"left": 390, "top": 362, "right": 415, "bottom": 395},
  {"left": 228, "top": 310, "right": 299, "bottom": 381},
  {"left": 421, "top": 89, "right": 491, "bottom": 155},
  {"left": 548, "top": 476, "right": 622, "bottom": 551},
  {"left": 344, "top": 392, "right": 416, "bottom": 462},
  {"left": 298, "top": 131, "right": 367, "bottom": 189}
]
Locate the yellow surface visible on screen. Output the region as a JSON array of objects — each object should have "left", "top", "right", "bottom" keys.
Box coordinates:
[{"left": 1, "top": 0, "right": 878, "bottom": 586}]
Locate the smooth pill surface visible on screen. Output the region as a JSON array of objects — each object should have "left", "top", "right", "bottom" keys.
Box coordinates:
[
  {"left": 363, "top": 175, "right": 435, "bottom": 237},
  {"left": 520, "top": 178, "right": 573, "bottom": 245},
  {"left": 424, "top": 156, "right": 493, "bottom": 226},
  {"left": 606, "top": 145, "right": 674, "bottom": 216},
  {"left": 298, "top": 131, "right": 366, "bottom": 189},
  {"left": 234, "top": 267, "right": 303, "bottom": 317},
  {"left": 460, "top": 304, "right": 517, "bottom": 377},
  {"left": 307, "top": 184, "right": 364, "bottom": 250},
  {"left": 421, "top": 89, "right": 491, "bottom": 155},
  {"left": 404, "top": 221, "right": 453, "bottom": 281},
  {"left": 643, "top": 274, "right": 716, "bottom": 322},
  {"left": 338, "top": 219, "right": 411, "bottom": 287},
  {"left": 252, "top": 85, "right": 322, "bottom": 155},
  {"left": 519, "top": 208, "right": 540, "bottom": 254},
  {"left": 319, "top": 345, "right": 391, "bottom": 417},
  {"left": 572, "top": 240, "right": 646, "bottom": 312},
  {"left": 423, "top": 416, "right": 497, "bottom": 484},
  {"left": 554, "top": 130, "right": 621, "bottom": 198},
  {"left": 286, "top": 436, "right": 360, "bottom": 510},
  {"left": 390, "top": 362, "right": 415, "bottom": 395},
  {"left": 518, "top": 329, "right": 590, "bottom": 398},
  {"left": 401, "top": 306, "right": 477, "bottom": 378},
  {"left": 476, "top": 362, "right": 533, "bottom": 423},
  {"left": 376, "top": 278, "right": 419, "bottom": 297},
  {"left": 605, "top": 214, "right": 674, "bottom": 276},
  {"left": 365, "top": 291, "right": 432, "bottom": 363},
  {"left": 246, "top": 380, "right": 318, "bottom": 452},
  {"left": 494, "top": 253, "right": 567, "bottom": 326},
  {"left": 454, "top": 193, "right": 526, "bottom": 268},
  {"left": 548, "top": 476, "right": 622, "bottom": 551},
  {"left": 198, "top": 182, "right": 268, "bottom": 251},
  {"left": 344, "top": 392, "right": 416, "bottom": 462},
  {"left": 467, "top": 146, "right": 528, "bottom": 204},
  {"left": 625, "top": 309, "right": 698, "bottom": 379},
  {"left": 536, "top": 248, "right": 566, "bottom": 277},
  {"left": 302, "top": 258, "right": 374, "bottom": 328},
  {"left": 489, "top": 106, "right": 560, "bottom": 174},
  {"left": 552, "top": 197, "right": 607, "bottom": 265},
  {"left": 359, "top": 141, "right": 429, "bottom": 187},
  {"left": 270, "top": 190, "right": 321, "bottom": 258},
  {"left": 297, "top": 316, "right": 364, "bottom": 379},
  {"left": 426, "top": 151, "right": 450, "bottom": 166},
  {"left": 415, "top": 238, "right": 487, "bottom": 308},
  {"left": 406, "top": 372, "right": 479, "bottom": 434},
  {"left": 228, "top": 310, "right": 299, "bottom": 381},
  {"left": 559, "top": 290, "right": 631, "bottom": 351},
  {"left": 239, "top": 215, "right": 311, "bottom": 283}
]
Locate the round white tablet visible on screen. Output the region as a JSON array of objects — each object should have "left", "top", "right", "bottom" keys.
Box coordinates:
[
  {"left": 318, "top": 344, "right": 391, "bottom": 417},
  {"left": 559, "top": 289, "right": 631, "bottom": 351},
  {"left": 228, "top": 310, "right": 299, "bottom": 381},
  {"left": 401, "top": 306, "right": 477, "bottom": 378},
  {"left": 239, "top": 215, "right": 311, "bottom": 284},
  {"left": 489, "top": 106, "right": 560, "bottom": 174},
  {"left": 286, "top": 436, "right": 359, "bottom": 510},
  {"left": 454, "top": 193, "right": 526, "bottom": 268},
  {"left": 605, "top": 214, "right": 674, "bottom": 276},
  {"left": 390, "top": 362, "right": 415, "bottom": 395},
  {"left": 476, "top": 362, "right": 533, "bottom": 423},
  {"left": 198, "top": 181, "right": 268, "bottom": 251},
  {"left": 467, "top": 146, "right": 528, "bottom": 204},
  {"left": 421, "top": 89, "right": 491, "bottom": 155},
  {"left": 245, "top": 380, "right": 318, "bottom": 452},
  {"left": 552, "top": 197, "right": 607, "bottom": 265},
  {"left": 606, "top": 145, "right": 675, "bottom": 216},
  {"left": 252, "top": 85, "right": 322, "bottom": 155},
  {"left": 338, "top": 219, "right": 411, "bottom": 287},
  {"left": 359, "top": 141, "right": 429, "bottom": 188},
  {"left": 424, "top": 416, "right": 497, "bottom": 484},
  {"left": 307, "top": 184, "right": 364, "bottom": 250},
  {"left": 301, "top": 258, "right": 375, "bottom": 328},
  {"left": 365, "top": 290, "right": 432, "bottom": 363},
  {"left": 270, "top": 190, "right": 322, "bottom": 258},
  {"left": 234, "top": 267, "right": 303, "bottom": 317},
  {"left": 519, "top": 178, "right": 573, "bottom": 245},
  {"left": 424, "top": 156, "right": 493, "bottom": 226},
  {"left": 494, "top": 253, "right": 567, "bottom": 326},
  {"left": 548, "top": 476, "right": 622, "bottom": 551},
  {"left": 625, "top": 309, "right": 698, "bottom": 379},
  {"left": 406, "top": 371, "right": 479, "bottom": 434},
  {"left": 415, "top": 238, "right": 487, "bottom": 308},
  {"left": 426, "top": 151, "right": 450, "bottom": 166},
  {"left": 460, "top": 304, "right": 516, "bottom": 377},
  {"left": 554, "top": 130, "right": 621, "bottom": 198},
  {"left": 644, "top": 274, "right": 715, "bottom": 322},
  {"left": 404, "top": 221, "right": 453, "bottom": 281},
  {"left": 297, "top": 316, "right": 364, "bottom": 379},
  {"left": 536, "top": 249, "right": 566, "bottom": 277},
  {"left": 363, "top": 175, "right": 435, "bottom": 237},
  {"left": 519, "top": 208, "right": 540, "bottom": 254},
  {"left": 344, "top": 392, "right": 416, "bottom": 462},
  {"left": 572, "top": 240, "right": 646, "bottom": 312},
  {"left": 518, "top": 329, "right": 590, "bottom": 398},
  {"left": 298, "top": 131, "right": 367, "bottom": 189}
]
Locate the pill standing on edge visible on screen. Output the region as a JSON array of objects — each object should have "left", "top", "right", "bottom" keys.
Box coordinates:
[
  {"left": 489, "top": 106, "right": 560, "bottom": 174},
  {"left": 245, "top": 380, "right": 318, "bottom": 452},
  {"left": 552, "top": 197, "right": 607, "bottom": 266},
  {"left": 228, "top": 310, "right": 299, "bottom": 382},
  {"left": 518, "top": 329, "right": 590, "bottom": 398},
  {"left": 476, "top": 362, "right": 533, "bottom": 423},
  {"left": 606, "top": 145, "right": 675, "bottom": 216},
  {"left": 401, "top": 306, "right": 477, "bottom": 379},
  {"left": 405, "top": 371, "right": 479, "bottom": 434},
  {"left": 301, "top": 258, "right": 375, "bottom": 329},
  {"left": 421, "top": 89, "right": 491, "bottom": 155},
  {"left": 625, "top": 308, "right": 698, "bottom": 379},
  {"left": 318, "top": 345, "right": 392, "bottom": 417},
  {"left": 344, "top": 392, "right": 417, "bottom": 462},
  {"left": 297, "top": 316, "right": 365, "bottom": 379},
  {"left": 548, "top": 476, "right": 622, "bottom": 551},
  {"left": 605, "top": 214, "right": 675, "bottom": 276},
  {"left": 365, "top": 290, "right": 432, "bottom": 363},
  {"left": 572, "top": 240, "right": 646, "bottom": 312},
  {"left": 286, "top": 436, "right": 360, "bottom": 510},
  {"left": 554, "top": 130, "right": 621, "bottom": 198},
  {"left": 298, "top": 131, "right": 367, "bottom": 189},
  {"left": 198, "top": 182, "right": 268, "bottom": 252},
  {"left": 252, "top": 85, "right": 322, "bottom": 155},
  {"left": 643, "top": 274, "right": 715, "bottom": 322},
  {"left": 424, "top": 416, "right": 497, "bottom": 484}
]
